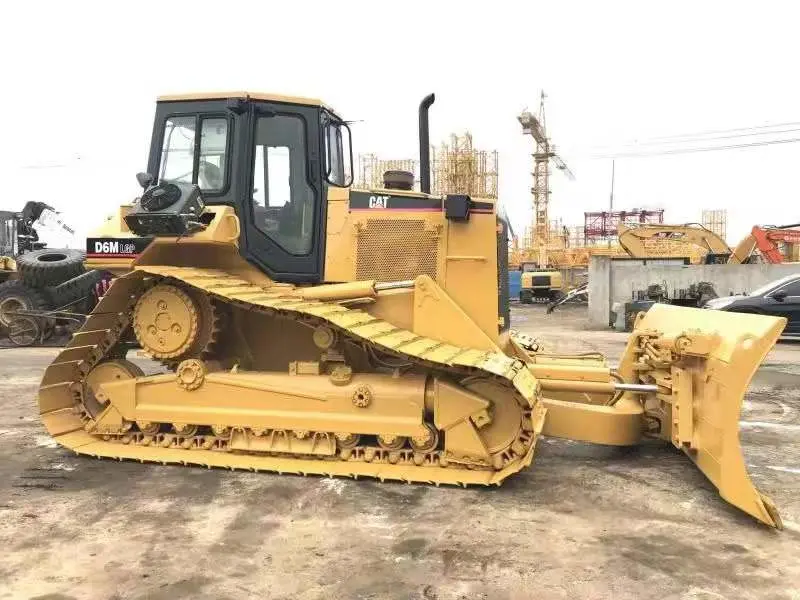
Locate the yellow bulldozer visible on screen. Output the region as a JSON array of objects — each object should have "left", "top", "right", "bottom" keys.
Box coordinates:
[{"left": 38, "top": 92, "right": 785, "bottom": 529}]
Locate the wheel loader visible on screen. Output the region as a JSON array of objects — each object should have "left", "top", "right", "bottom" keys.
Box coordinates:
[{"left": 38, "top": 92, "right": 785, "bottom": 529}]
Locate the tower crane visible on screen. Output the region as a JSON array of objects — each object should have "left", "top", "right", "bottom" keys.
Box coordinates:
[{"left": 518, "top": 92, "right": 574, "bottom": 267}]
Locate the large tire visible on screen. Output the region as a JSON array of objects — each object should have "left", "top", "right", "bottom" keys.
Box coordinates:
[
  {"left": 0, "top": 280, "right": 51, "bottom": 327},
  {"left": 45, "top": 270, "right": 106, "bottom": 311},
  {"left": 16, "top": 249, "right": 85, "bottom": 288}
]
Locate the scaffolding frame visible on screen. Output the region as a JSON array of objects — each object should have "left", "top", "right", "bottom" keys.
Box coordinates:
[
  {"left": 357, "top": 133, "right": 498, "bottom": 199},
  {"left": 357, "top": 153, "right": 420, "bottom": 190},
  {"left": 584, "top": 208, "right": 664, "bottom": 244},
  {"left": 702, "top": 209, "right": 728, "bottom": 241},
  {"left": 431, "top": 133, "right": 498, "bottom": 198}
]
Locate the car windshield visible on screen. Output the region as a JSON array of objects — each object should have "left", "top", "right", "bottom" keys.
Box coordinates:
[{"left": 750, "top": 275, "right": 797, "bottom": 297}]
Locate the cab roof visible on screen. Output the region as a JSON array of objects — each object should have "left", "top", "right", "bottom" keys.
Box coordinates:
[{"left": 156, "top": 91, "right": 337, "bottom": 113}]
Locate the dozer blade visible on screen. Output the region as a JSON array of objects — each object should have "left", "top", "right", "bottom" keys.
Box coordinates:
[{"left": 619, "top": 303, "right": 785, "bottom": 528}]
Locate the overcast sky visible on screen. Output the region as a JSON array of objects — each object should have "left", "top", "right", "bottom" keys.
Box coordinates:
[{"left": 3, "top": 0, "right": 798, "bottom": 247}]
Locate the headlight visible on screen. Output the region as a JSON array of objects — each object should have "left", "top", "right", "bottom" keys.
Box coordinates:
[{"left": 705, "top": 297, "right": 736, "bottom": 310}]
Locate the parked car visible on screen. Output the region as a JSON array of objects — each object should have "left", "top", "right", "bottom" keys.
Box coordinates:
[{"left": 704, "top": 273, "right": 800, "bottom": 339}]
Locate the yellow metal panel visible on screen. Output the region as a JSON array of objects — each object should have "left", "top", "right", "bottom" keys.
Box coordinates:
[
  {"left": 412, "top": 276, "right": 498, "bottom": 352},
  {"left": 41, "top": 409, "right": 85, "bottom": 437},
  {"left": 618, "top": 303, "right": 785, "bottom": 528},
  {"left": 420, "top": 344, "right": 464, "bottom": 363},
  {"left": 157, "top": 91, "right": 324, "bottom": 107},
  {"left": 38, "top": 383, "right": 75, "bottom": 414},
  {"left": 125, "top": 372, "right": 427, "bottom": 437},
  {"left": 370, "top": 329, "right": 418, "bottom": 349},
  {"left": 541, "top": 396, "right": 644, "bottom": 446},
  {"left": 348, "top": 321, "right": 397, "bottom": 339}
]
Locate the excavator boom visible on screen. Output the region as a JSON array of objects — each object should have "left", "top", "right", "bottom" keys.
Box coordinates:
[{"left": 617, "top": 222, "right": 731, "bottom": 262}]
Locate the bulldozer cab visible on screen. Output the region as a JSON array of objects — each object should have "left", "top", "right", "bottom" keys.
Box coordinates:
[{"left": 143, "top": 94, "right": 353, "bottom": 283}]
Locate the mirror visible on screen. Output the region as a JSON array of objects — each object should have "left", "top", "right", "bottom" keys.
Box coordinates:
[
  {"left": 772, "top": 290, "right": 787, "bottom": 301},
  {"left": 136, "top": 172, "right": 154, "bottom": 190},
  {"left": 323, "top": 115, "right": 353, "bottom": 187}
]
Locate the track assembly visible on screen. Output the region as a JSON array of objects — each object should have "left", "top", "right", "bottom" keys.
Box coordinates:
[{"left": 38, "top": 268, "right": 546, "bottom": 487}]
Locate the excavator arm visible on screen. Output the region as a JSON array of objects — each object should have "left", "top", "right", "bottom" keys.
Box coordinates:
[
  {"left": 751, "top": 225, "right": 800, "bottom": 264},
  {"left": 728, "top": 234, "right": 756, "bottom": 264},
  {"left": 617, "top": 223, "right": 731, "bottom": 260},
  {"left": 729, "top": 225, "right": 800, "bottom": 264}
]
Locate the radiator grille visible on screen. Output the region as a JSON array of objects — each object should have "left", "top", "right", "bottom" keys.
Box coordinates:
[{"left": 356, "top": 219, "right": 439, "bottom": 282}]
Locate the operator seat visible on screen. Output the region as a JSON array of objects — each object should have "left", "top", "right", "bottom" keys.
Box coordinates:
[{"left": 199, "top": 161, "right": 223, "bottom": 190}]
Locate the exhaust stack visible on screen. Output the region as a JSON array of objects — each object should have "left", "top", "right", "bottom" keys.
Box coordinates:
[{"left": 418, "top": 93, "right": 435, "bottom": 194}]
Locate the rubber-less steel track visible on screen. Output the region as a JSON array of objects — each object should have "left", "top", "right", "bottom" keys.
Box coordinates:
[{"left": 38, "top": 266, "right": 546, "bottom": 485}]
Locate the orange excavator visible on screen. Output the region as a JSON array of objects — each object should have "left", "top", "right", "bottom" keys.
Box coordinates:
[{"left": 729, "top": 224, "right": 800, "bottom": 264}]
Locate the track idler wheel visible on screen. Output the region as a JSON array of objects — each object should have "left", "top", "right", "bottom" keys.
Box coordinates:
[{"left": 83, "top": 360, "right": 145, "bottom": 419}]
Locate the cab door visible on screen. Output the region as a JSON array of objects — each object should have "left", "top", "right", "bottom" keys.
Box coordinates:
[{"left": 240, "top": 102, "right": 326, "bottom": 283}]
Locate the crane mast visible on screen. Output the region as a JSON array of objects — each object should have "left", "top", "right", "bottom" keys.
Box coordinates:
[{"left": 518, "top": 92, "right": 573, "bottom": 267}]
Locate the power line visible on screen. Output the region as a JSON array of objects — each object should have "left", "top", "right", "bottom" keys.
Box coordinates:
[
  {"left": 600, "top": 126, "right": 800, "bottom": 149},
  {"left": 571, "top": 120, "right": 800, "bottom": 153},
  {"left": 630, "top": 120, "right": 800, "bottom": 143},
  {"left": 587, "top": 136, "right": 800, "bottom": 159}
]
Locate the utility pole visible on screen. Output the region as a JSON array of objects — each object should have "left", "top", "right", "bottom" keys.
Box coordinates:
[
  {"left": 608, "top": 159, "right": 615, "bottom": 247},
  {"left": 609, "top": 159, "right": 615, "bottom": 212}
]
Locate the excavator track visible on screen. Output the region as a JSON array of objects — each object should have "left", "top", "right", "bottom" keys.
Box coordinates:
[{"left": 38, "top": 267, "right": 546, "bottom": 486}]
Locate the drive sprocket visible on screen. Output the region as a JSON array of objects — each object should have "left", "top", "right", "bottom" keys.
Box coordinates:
[{"left": 133, "top": 283, "right": 219, "bottom": 360}]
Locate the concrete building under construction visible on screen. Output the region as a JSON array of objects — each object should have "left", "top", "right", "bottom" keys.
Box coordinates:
[
  {"left": 356, "top": 132, "right": 498, "bottom": 199},
  {"left": 431, "top": 133, "right": 498, "bottom": 199}
]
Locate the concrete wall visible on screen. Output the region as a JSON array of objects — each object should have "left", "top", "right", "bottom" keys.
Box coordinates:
[{"left": 587, "top": 256, "right": 800, "bottom": 327}]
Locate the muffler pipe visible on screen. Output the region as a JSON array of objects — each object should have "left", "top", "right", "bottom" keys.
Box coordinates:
[{"left": 418, "top": 93, "right": 435, "bottom": 194}]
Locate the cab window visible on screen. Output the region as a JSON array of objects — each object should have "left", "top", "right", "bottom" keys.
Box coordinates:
[
  {"left": 251, "top": 114, "right": 314, "bottom": 255},
  {"left": 198, "top": 118, "right": 228, "bottom": 191},
  {"left": 159, "top": 116, "right": 229, "bottom": 193},
  {"left": 159, "top": 116, "right": 195, "bottom": 183},
  {"left": 323, "top": 113, "right": 352, "bottom": 187}
]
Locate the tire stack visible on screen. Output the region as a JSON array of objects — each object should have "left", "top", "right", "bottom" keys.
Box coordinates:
[{"left": 0, "top": 249, "right": 103, "bottom": 346}]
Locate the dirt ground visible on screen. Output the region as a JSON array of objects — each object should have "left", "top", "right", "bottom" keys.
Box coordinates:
[{"left": 0, "top": 304, "right": 798, "bottom": 600}]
